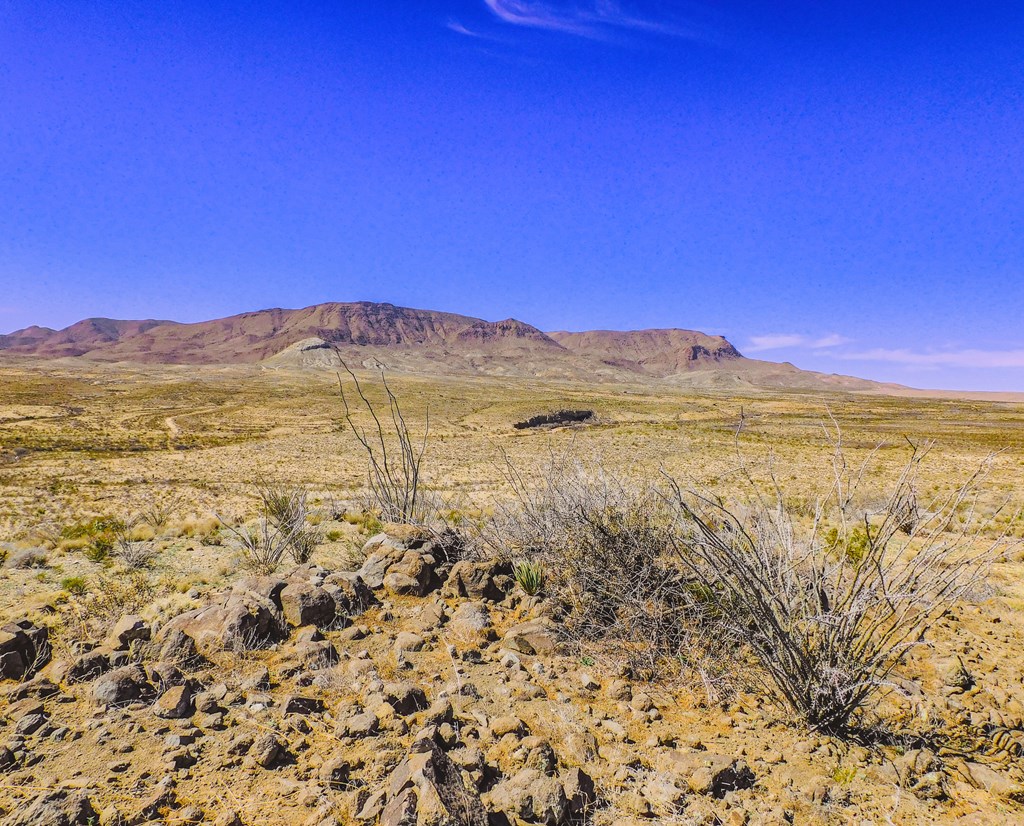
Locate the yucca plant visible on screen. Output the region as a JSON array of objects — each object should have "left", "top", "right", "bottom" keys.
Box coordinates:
[{"left": 513, "top": 559, "right": 546, "bottom": 595}]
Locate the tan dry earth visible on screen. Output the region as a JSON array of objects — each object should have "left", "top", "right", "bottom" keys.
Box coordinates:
[{"left": 1, "top": 529, "right": 1024, "bottom": 826}]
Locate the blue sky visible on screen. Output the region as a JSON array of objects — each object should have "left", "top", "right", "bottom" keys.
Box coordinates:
[{"left": 1, "top": 1, "right": 1022, "bottom": 390}]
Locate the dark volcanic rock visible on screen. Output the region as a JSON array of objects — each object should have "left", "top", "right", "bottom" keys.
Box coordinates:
[{"left": 0, "top": 620, "right": 50, "bottom": 681}]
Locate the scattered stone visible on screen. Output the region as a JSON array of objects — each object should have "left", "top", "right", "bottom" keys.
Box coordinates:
[
  {"left": 282, "top": 694, "right": 325, "bottom": 715},
  {"left": 319, "top": 755, "right": 356, "bottom": 789},
  {"left": 105, "top": 615, "right": 151, "bottom": 650},
  {"left": 393, "top": 631, "right": 426, "bottom": 654},
  {"left": 655, "top": 750, "right": 756, "bottom": 798},
  {"left": 159, "top": 590, "right": 285, "bottom": 653},
  {"left": 383, "top": 552, "right": 434, "bottom": 597},
  {"left": 249, "top": 733, "right": 284, "bottom": 768},
  {"left": 342, "top": 710, "right": 379, "bottom": 738},
  {"left": 280, "top": 582, "right": 336, "bottom": 628},
  {"left": 382, "top": 682, "right": 428, "bottom": 716},
  {"left": 240, "top": 665, "right": 272, "bottom": 692},
  {"left": 486, "top": 768, "right": 569, "bottom": 824},
  {"left": 154, "top": 627, "right": 202, "bottom": 665},
  {"left": 963, "top": 762, "right": 1024, "bottom": 800},
  {"left": 148, "top": 661, "right": 185, "bottom": 690},
  {"left": 448, "top": 602, "right": 494, "bottom": 640},
  {"left": 502, "top": 619, "right": 558, "bottom": 655},
  {"left": 153, "top": 683, "right": 194, "bottom": 719},
  {"left": 490, "top": 715, "right": 527, "bottom": 738},
  {"left": 93, "top": 665, "right": 153, "bottom": 707},
  {"left": 442, "top": 560, "right": 511, "bottom": 602},
  {"left": 382, "top": 736, "right": 488, "bottom": 825}
]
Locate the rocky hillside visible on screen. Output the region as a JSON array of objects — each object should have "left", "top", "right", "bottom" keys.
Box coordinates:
[
  {"left": 0, "top": 301, "right": 742, "bottom": 378},
  {"left": 0, "top": 301, "right": 908, "bottom": 392},
  {"left": 0, "top": 303, "right": 530, "bottom": 364},
  {"left": 548, "top": 329, "right": 742, "bottom": 378},
  {"left": 2, "top": 529, "right": 1023, "bottom": 826}
]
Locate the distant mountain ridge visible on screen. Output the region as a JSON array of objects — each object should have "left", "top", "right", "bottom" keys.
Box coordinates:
[{"left": 0, "top": 300, "right": 888, "bottom": 391}]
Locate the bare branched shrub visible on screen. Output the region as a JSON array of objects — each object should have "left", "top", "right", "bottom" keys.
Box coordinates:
[
  {"left": 256, "top": 483, "right": 322, "bottom": 564},
  {"left": 335, "top": 354, "right": 430, "bottom": 525},
  {"left": 487, "top": 448, "right": 704, "bottom": 678},
  {"left": 663, "top": 432, "right": 1011, "bottom": 733},
  {"left": 110, "top": 517, "right": 158, "bottom": 569},
  {"left": 140, "top": 494, "right": 183, "bottom": 531}
]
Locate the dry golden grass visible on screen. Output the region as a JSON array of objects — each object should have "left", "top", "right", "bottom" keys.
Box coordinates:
[{"left": 2, "top": 356, "right": 1023, "bottom": 621}]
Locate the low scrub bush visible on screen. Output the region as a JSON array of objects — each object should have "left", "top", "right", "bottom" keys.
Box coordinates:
[
  {"left": 220, "top": 484, "right": 320, "bottom": 573},
  {"left": 662, "top": 436, "right": 1010, "bottom": 733},
  {"left": 60, "top": 576, "right": 88, "bottom": 596},
  {"left": 57, "top": 571, "right": 159, "bottom": 649},
  {"left": 487, "top": 450, "right": 704, "bottom": 677},
  {"left": 110, "top": 517, "right": 158, "bottom": 569}
]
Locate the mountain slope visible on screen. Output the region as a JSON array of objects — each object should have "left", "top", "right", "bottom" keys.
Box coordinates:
[
  {"left": 549, "top": 328, "right": 742, "bottom": 378},
  {"left": 0, "top": 300, "right": 895, "bottom": 392},
  {"left": 0, "top": 303, "right": 565, "bottom": 365}
]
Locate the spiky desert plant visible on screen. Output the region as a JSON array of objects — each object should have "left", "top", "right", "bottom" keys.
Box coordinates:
[{"left": 512, "top": 559, "right": 546, "bottom": 595}]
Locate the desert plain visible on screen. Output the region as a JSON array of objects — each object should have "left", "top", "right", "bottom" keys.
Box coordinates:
[{"left": 2, "top": 353, "right": 1024, "bottom": 825}]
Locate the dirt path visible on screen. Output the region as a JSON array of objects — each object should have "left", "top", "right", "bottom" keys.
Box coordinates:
[{"left": 164, "top": 415, "right": 180, "bottom": 437}]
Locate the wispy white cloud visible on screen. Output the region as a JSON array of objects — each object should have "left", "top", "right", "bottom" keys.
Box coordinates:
[
  {"left": 746, "top": 333, "right": 851, "bottom": 354},
  {"left": 811, "top": 333, "right": 852, "bottom": 349},
  {"left": 838, "top": 348, "right": 1024, "bottom": 369},
  {"left": 446, "top": 19, "right": 503, "bottom": 40},
  {"left": 746, "top": 334, "right": 805, "bottom": 353},
  {"left": 476, "top": 0, "right": 702, "bottom": 40}
]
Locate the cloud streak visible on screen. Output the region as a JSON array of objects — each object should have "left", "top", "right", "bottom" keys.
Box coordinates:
[
  {"left": 838, "top": 348, "right": 1024, "bottom": 369},
  {"left": 477, "top": 0, "right": 701, "bottom": 40},
  {"left": 746, "top": 333, "right": 851, "bottom": 353}
]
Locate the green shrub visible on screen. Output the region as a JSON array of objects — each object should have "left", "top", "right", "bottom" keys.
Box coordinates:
[
  {"left": 61, "top": 576, "right": 88, "bottom": 596},
  {"left": 84, "top": 540, "right": 111, "bottom": 563},
  {"left": 513, "top": 560, "right": 546, "bottom": 595}
]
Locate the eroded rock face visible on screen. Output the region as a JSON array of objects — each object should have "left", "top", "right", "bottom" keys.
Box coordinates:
[{"left": 157, "top": 589, "right": 286, "bottom": 654}]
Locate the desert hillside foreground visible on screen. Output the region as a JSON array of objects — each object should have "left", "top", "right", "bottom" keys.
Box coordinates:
[{"left": 2, "top": 358, "right": 1024, "bottom": 825}]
